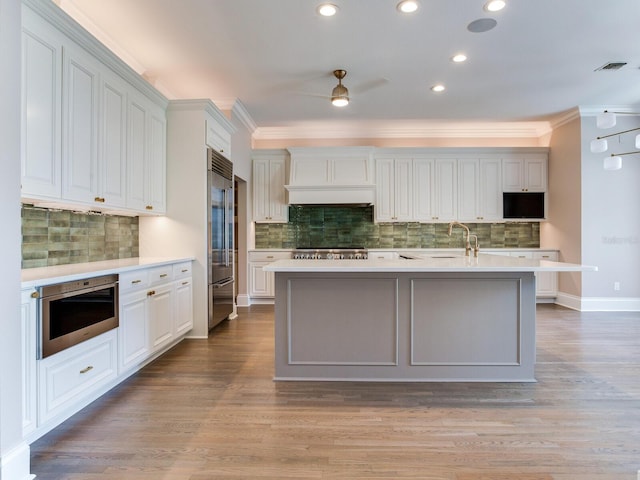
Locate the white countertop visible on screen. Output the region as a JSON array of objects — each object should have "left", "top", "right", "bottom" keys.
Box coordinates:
[
  {"left": 263, "top": 253, "right": 597, "bottom": 273},
  {"left": 21, "top": 257, "right": 194, "bottom": 288}
]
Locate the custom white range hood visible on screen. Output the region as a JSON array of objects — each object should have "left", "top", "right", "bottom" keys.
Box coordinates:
[{"left": 285, "top": 147, "right": 375, "bottom": 206}]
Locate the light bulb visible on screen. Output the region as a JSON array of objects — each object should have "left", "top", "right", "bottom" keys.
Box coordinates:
[
  {"left": 332, "top": 97, "right": 348, "bottom": 107},
  {"left": 597, "top": 111, "right": 616, "bottom": 129},
  {"left": 317, "top": 4, "right": 338, "bottom": 16},
  {"left": 484, "top": 0, "right": 506, "bottom": 12},
  {"left": 604, "top": 156, "right": 622, "bottom": 170},
  {"left": 397, "top": 1, "right": 419, "bottom": 13},
  {"left": 431, "top": 84, "right": 445, "bottom": 93},
  {"left": 452, "top": 54, "right": 467, "bottom": 63},
  {"left": 590, "top": 138, "right": 608, "bottom": 153}
]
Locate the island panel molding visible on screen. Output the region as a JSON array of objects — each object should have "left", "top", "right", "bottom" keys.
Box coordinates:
[
  {"left": 287, "top": 276, "right": 398, "bottom": 366},
  {"left": 410, "top": 277, "right": 521, "bottom": 366}
]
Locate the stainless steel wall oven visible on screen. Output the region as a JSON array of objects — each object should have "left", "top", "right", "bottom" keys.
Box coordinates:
[{"left": 38, "top": 274, "right": 119, "bottom": 358}]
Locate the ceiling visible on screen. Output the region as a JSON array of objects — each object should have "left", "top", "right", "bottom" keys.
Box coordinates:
[{"left": 57, "top": 0, "right": 640, "bottom": 139}]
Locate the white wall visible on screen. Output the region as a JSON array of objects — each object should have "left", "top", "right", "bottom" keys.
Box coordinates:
[
  {"left": 581, "top": 114, "right": 640, "bottom": 304},
  {"left": 1, "top": 0, "right": 34, "bottom": 478}
]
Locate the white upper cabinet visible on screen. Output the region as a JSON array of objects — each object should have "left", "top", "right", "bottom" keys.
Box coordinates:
[
  {"left": 253, "top": 152, "right": 288, "bottom": 223},
  {"left": 20, "top": 1, "right": 168, "bottom": 215},
  {"left": 458, "top": 158, "right": 502, "bottom": 222},
  {"left": 375, "top": 157, "right": 412, "bottom": 222},
  {"left": 432, "top": 158, "right": 457, "bottom": 222},
  {"left": 412, "top": 158, "right": 434, "bottom": 222},
  {"left": 21, "top": 6, "right": 63, "bottom": 200},
  {"left": 206, "top": 117, "right": 231, "bottom": 159},
  {"left": 61, "top": 42, "right": 100, "bottom": 204},
  {"left": 502, "top": 155, "right": 547, "bottom": 192}
]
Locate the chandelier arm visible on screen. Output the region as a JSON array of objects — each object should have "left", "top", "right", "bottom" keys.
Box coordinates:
[
  {"left": 596, "top": 126, "right": 640, "bottom": 140},
  {"left": 609, "top": 151, "right": 640, "bottom": 157}
]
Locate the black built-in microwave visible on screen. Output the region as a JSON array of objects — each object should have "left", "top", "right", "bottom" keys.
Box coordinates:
[{"left": 503, "top": 192, "right": 545, "bottom": 219}]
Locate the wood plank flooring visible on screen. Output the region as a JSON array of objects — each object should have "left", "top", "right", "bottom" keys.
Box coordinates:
[{"left": 30, "top": 304, "right": 640, "bottom": 479}]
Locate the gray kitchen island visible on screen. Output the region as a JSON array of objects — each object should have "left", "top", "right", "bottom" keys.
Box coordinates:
[{"left": 264, "top": 254, "right": 596, "bottom": 382}]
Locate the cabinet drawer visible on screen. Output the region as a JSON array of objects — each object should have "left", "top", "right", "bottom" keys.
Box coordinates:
[
  {"left": 148, "top": 265, "right": 174, "bottom": 285},
  {"left": 39, "top": 330, "right": 117, "bottom": 423},
  {"left": 119, "top": 269, "right": 149, "bottom": 293},
  {"left": 173, "top": 261, "right": 192, "bottom": 280},
  {"left": 248, "top": 251, "right": 292, "bottom": 262}
]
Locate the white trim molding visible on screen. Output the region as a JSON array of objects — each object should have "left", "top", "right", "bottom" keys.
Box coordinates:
[
  {"left": 0, "top": 442, "right": 34, "bottom": 480},
  {"left": 556, "top": 292, "right": 640, "bottom": 312}
]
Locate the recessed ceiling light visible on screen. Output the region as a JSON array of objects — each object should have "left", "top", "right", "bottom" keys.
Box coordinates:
[
  {"left": 317, "top": 3, "right": 338, "bottom": 16},
  {"left": 484, "top": 0, "right": 506, "bottom": 12},
  {"left": 431, "top": 84, "right": 445, "bottom": 93},
  {"left": 451, "top": 53, "right": 467, "bottom": 63},
  {"left": 397, "top": 1, "right": 419, "bottom": 14}
]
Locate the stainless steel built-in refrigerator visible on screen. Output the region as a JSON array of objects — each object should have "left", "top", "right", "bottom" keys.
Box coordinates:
[{"left": 207, "top": 148, "right": 234, "bottom": 329}]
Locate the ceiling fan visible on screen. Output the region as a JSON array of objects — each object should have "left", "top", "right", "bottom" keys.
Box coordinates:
[{"left": 331, "top": 69, "right": 349, "bottom": 107}]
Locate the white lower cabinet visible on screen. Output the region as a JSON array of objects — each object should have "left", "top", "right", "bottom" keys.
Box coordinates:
[
  {"left": 509, "top": 251, "right": 558, "bottom": 298},
  {"left": 248, "top": 251, "right": 291, "bottom": 301},
  {"left": 25, "top": 260, "right": 193, "bottom": 441},
  {"left": 38, "top": 329, "right": 118, "bottom": 425}
]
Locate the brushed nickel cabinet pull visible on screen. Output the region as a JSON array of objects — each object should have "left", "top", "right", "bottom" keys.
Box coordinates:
[
  {"left": 266, "top": 256, "right": 274, "bottom": 259},
  {"left": 182, "top": 281, "right": 189, "bottom": 286},
  {"left": 132, "top": 279, "right": 142, "bottom": 284},
  {"left": 160, "top": 273, "right": 168, "bottom": 278},
  {"left": 181, "top": 269, "right": 188, "bottom": 273},
  {"left": 80, "top": 366, "right": 93, "bottom": 374}
]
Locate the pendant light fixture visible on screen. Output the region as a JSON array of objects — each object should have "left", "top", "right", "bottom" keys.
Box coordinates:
[
  {"left": 592, "top": 110, "right": 640, "bottom": 170},
  {"left": 331, "top": 70, "right": 349, "bottom": 107}
]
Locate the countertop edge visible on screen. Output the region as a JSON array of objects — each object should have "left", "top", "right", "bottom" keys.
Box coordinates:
[{"left": 21, "top": 257, "right": 195, "bottom": 289}]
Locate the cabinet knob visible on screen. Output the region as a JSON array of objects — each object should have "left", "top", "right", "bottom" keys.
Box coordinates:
[
  {"left": 30, "top": 291, "right": 39, "bottom": 299},
  {"left": 147, "top": 290, "right": 156, "bottom": 296}
]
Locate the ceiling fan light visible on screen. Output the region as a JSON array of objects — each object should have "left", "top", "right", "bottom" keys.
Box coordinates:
[
  {"left": 397, "top": 1, "right": 419, "bottom": 14},
  {"left": 331, "top": 84, "right": 349, "bottom": 107},
  {"left": 597, "top": 111, "right": 616, "bottom": 129},
  {"left": 604, "top": 155, "right": 622, "bottom": 170},
  {"left": 590, "top": 138, "right": 608, "bottom": 153},
  {"left": 484, "top": 0, "right": 506, "bottom": 12},
  {"left": 317, "top": 3, "right": 338, "bottom": 17}
]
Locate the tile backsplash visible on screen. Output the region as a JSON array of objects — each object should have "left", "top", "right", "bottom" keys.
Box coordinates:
[
  {"left": 21, "top": 205, "right": 139, "bottom": 269},
  {"left": 255, "top": 205, "right": 540, "bottom": 249}
]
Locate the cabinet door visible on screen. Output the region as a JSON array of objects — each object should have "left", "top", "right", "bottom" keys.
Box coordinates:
[
  {"left": 394, "top": 158, "right": 413, "bottom": 221},
  {"left": 146, "top": 108, "right": 167, "bottom": 213},
  {"left": 252, "top": 159, "right": 270, "bottom": 221},
  {"left": 174, "top": 278, "right": 194, "bottom": 337},
  {"left": 126, "top": 95, "right": 148, "bottom": 211},
  {"left": 148, "top": 283, "right": 174, "bottom": 352},
  {"left": 533, "top": 252, "right": 558, "bottom": 297},
  {"left": 249, "top": 262, "right": 273, "bottom": 297},
  {"left": 268, "top": 158, "right": 288, "bottom": 222},
  {"left": 62, "top": 43, "right": 100, "bottom": 204},
  {"left": 458, "top": 158, "right": 479, "bottom": 221},
  {"left": 206, "top": 118, "right": 231, "bottom": 157},
  {"left": 502, "top": 159, "right": 523, "bottom": 192},
  {"left": 478, "top": 158, "right": 502, "bottom": 220},
  {"left": 413, "top": 158, "right": 433, "bottom": 222},
  {"left": 375, "top": 158, "right": 395, "bottom": 222},
  {"left": 433, "top": 159, "right": 457, "bottom": 221},
  {"left": 21, "top": 289, "right": 38, "bottom": 437},
  {"left": 21, "top": 8, "right": 63, "bottom": 200},
  {"left": 525, "top": 158, "right": 547, "bottom": 192},
  {"left": 99, "top": 71, "right": 128, "bottom": 208},
  {"left": 119, "top": 290, "right": 150, "bottom": 372}
]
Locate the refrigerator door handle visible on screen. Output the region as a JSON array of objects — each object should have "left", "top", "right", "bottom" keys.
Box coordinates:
[{"left": 213, "top": 279, "right": 234, "bottom": 288}]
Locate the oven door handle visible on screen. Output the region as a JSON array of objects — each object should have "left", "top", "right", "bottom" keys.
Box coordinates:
[{"left": 213, "top": 279, "right": 234, "bottom": 288}]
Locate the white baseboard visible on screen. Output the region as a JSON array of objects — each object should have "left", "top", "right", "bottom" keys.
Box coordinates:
[
  {"left": 0, "top": 442, "right": 34, "bottom": 480},
  {"left": 556, "top": 292, "right": 640, "bottom": 311},
  {"left": 236, "top": 294, "right": 251, "bottom": 307}
]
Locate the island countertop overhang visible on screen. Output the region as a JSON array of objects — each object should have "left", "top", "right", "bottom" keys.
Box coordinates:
[{"left": 264, "top": 253, "right": 597, "bottom": 274}]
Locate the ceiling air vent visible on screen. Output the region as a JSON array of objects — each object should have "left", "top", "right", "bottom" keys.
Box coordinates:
[{"left": 595, "top": 62, "right": 627, "bottom": 71}]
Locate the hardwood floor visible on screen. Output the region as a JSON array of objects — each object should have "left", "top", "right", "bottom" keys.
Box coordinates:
[{"left": 31, "top": 304, "right": 640, "bottom": 480}]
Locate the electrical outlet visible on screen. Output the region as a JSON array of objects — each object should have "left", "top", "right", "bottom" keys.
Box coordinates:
[{"left": 614, "top": 281, "right": 621, "bottom": 291}]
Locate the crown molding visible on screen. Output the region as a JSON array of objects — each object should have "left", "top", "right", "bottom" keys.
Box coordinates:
[
  {"left": 231, "top": 100, "right": 258, "bottom": 133},
  {"left": 252, "top": 120, "right": 552, "bottom": 141}
]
